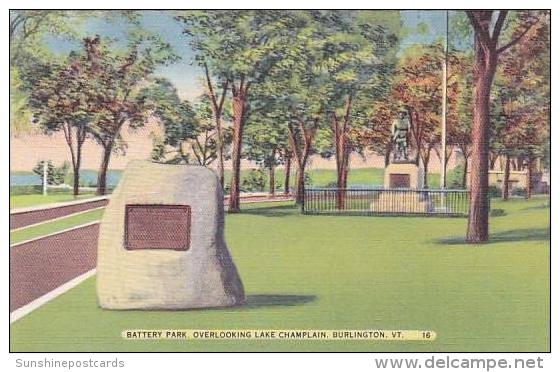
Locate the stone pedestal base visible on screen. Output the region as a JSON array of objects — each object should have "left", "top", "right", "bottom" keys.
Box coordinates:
[
  {"left": 370, "top": 192, "right": 433, "bottom": 213},
  {"left": 370, "top": 162, "right": 431, "bottom": 213},
  {"left": 383, "top": 162, "right": 424, "bottom": 189}
]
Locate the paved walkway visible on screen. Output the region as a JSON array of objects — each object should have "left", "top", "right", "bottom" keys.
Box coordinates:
[
  {"left": 10, "top": 224, "right": 99, "bottom": 312},
  {"left": 9, "top": 196, "right": 294, "bottom": 314},
  {"left": 10, "top": 199, "right": 109, "bottom": 230},
  {"left": 10, "top": 194, "right": 292, "bottom": 230}
]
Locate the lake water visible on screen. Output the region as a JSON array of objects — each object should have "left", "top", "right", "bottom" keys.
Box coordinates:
[{"left": 10, "top": 170, "right": 123, "bottom": 187}]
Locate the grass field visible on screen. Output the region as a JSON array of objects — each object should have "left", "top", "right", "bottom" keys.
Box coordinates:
[
  {"left": 9, "top": 197, "right": 549, "bottom": 352},
  {"left": 10, "top": 208, "right": 105, "bottom": 245},
  {"left": 10, "top": 192, "right": 97, "bottom": 210},
  {"left": 9, "top": 167, "right": 457, "bottom": 210},
  {"left": 226, "top": 167, "right": 448, "bottom": 189}
]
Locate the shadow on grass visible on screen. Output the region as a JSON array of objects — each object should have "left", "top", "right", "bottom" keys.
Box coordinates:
[
  {"left": 436, "top": 228, "right": 550, "bottom": 246},
  {"left": 522, "top": 203, "right": 551, "bottom": 211},
  {"left": 103, "top": 294, "right": 317, "bottom": 313},
  {"left": 240, "top": 204, "right": 299, "bottom": 218},
  {"left": 243, "top": 294, "right": 317, "bottom": 308}
]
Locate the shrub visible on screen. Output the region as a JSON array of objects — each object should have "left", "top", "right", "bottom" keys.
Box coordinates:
[
  {"left": 488, "top": 185, "right": 501, "bottom": 198},
  {"left": 304, "top": 172, "right": 313, "bottom": 187},
  {"left": 10, "top": 185, "right": 42, "bottom": 195},
  {"left": 511, "top": 187, "right": 527, "bottom": 197},
  {"left": 447, "top": 164, "right": 465, "bottom": 189},
  {"left": 490, "top": 208, "right": 506, "bottom": 217},
  {"left": 241, "top": 169, "right": 267, "bottom": 192},
  {"left": 273, "top": 178, "right": 282, "bottom": 192},
  {"left": 32, "top": 160, "right": 69, "bottom": 186},
  {"left": 79, "top": 179, "right": 97, "bottom": 188}
]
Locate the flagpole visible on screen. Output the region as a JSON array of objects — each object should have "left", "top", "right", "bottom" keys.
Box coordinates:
[{"left": 440, "top": 10, "right": 449, "bottom": 191}]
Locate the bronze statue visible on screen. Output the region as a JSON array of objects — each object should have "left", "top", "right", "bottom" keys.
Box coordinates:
[{"left": 392, "top": 110, "right": 411, "bottom": 161}]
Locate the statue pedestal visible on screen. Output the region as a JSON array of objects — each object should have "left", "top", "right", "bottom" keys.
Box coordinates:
[
  {"left": 383, "top": 162, "right": 424, "bottom": 189},
  {"left": 370, "top": 192, "right": 433, "bottom": 213},
  {"left": 370, "top": 162, "right": 431, "bottom": 213}
]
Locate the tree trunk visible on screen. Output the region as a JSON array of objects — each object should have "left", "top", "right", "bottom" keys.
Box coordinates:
[
  {"left": 73, "top": 147, "right": 82, "bottom": 196},
  {"left": 465, "top": 9, "right": 539, "bottom": 242},
  {"left": 517, "top": 156, "right": 523, "bottom": 171},
  {"left": 284, "top": 155, "right": 291, "bottom": 196},
  {"left": 268, "top": 158, "right": 275, "bottom": 197},
  {"left": 462, "top": 156, "right": 469, "bottom": 189},
  {"left": 337, "top": 160, "right": 349, "bottom": 209},
  {"left": 96, "top": 145, "right": 113, "bottom": 196},
  {"left": 336, "top": 146, "right": 350, "bottom": 206},
  {"left": 292, "top": 155, "right": 308, "bottom": 206},
  {"left": 287, "top": 120, "right": 316, "bottom": 206},
  {"left": 204, "top": 64, "right": 227, "bottom": 187},
  {"left": 526, "top": 156, "right": 533, "bottom": 199},
  {"left": 466, "top": 44, "right": 496, "bottom": 243},
  {"left": 68, "top": 144, "right": 78, "bottom": 196},
  {"left": 296, "top": 168, "right": 305, "bottom": 205},
  {"left": 384, "top": 144, "right": 392, "bottom": 167},
  {"left": 72, "top": 167, "right": 80, "bottom": 196},
  {"left": 336, "top": 148, "right": 349, "bottom": 210},
  {"left": 228, "top": 93, "right": 246, "bottom": 213},
  {"left": 333, "top": 96, "right": 352, "bottom": 210},
  {"left": 62, "top": 123, "right": 81, "bottom": 196},
  {"left": 489, "top": 152, "right": 498, "bottom": 170},
  {"left": 502, "top": 154, "right": 510, "bottom": 200},
  {"left": 422, "top": 154, "right": 430, "bottom": 189},
  {"left": 293, "top": 151, "right": 310, "bottom": 206},
  {"left": 216, "top": 128, "right": 225, "bottom": 187}
]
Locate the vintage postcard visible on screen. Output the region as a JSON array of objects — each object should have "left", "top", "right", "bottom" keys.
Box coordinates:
[{"left": 9, "top": 9, "right": 550, "bottom": 355}]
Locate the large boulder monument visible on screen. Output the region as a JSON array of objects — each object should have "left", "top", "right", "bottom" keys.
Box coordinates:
[{"left": 96, "top": 160, "right": 245, "bottom": 310}]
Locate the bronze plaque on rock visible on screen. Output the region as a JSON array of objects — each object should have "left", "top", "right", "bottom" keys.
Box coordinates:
[
  {"left": 389, "top": 174, "right": 410, "bottom": 188},
  {"left": 125, "top": 204, "right": 191, "bottom": 251}
]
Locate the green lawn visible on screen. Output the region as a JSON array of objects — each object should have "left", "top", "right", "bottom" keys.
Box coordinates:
[
  {"left": 10, "top": 192, "right": 97, "bottom": 210},
  {"left": 306, "top": 168, "right": 442, "bottom": 188},
  {"left": 10, "top": 198, "right": 549, "bottom": 352},
  {"left": 10, "top": 208, "right": 105, "bottom": 245},
  {"left": 9, "top": 166, "right": 455, "bottom": 210},
  {"left": 229, "top": 166, "right": 451, "bottom": 190}
]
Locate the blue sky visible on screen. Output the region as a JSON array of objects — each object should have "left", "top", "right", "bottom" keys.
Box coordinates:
[{"left": 46, "top": 10, "right": 452, "bottom": 101}]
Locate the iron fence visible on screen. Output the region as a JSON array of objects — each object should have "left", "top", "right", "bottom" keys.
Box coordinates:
[{"left": 302, "top": 188, "right": 471, "bottom": 217}]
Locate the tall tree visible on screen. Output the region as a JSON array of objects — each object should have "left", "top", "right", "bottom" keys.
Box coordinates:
[
  {"left": 202, "top": 63, "right": 229, "bottom": 185},
  {"left": 450, "top": 61, "right": 473, "bottom": 188},
  {"left": 362, "top": 103, "right": 396, "bottom": 168},
  {"left": 390, "top": 45, "right": 459, "bottom": 187},
  {"left": 465, "top": 10, "right": 546, "bottom": 242},
  {"left": 177, "top": 11, "right": 297, "bottom": 212},
  {"left": 492, "top": 19, "right": 550, "bottom": 200},
  {"left": 10, "top": 11, "right": 139, "bottom": 135},
  {"left": 29, "top": 52, "right": 100, "bottom": 195},
  {"left": 9, "top": 11, "right": 75, "bottom": 67},
  {"left": 83, "top": 33, "right": 177, "bottom": 195},
  {"left": 252, "top": 11, "right": 331, "bottom": 204},
  {"left": 317, "top": 11, "right": 400, "bottom": 207},
  {"left": 244, "top": 108, "right": 289, "bottom": 196},
  {"left": 279, "top": 146, "right": 293, "bottom": 196},
  {"left": 191, "top": 97, "right": 232, "bottom": 166},
  {"left": 142, "top": 79, "right": 199, "bottom": 164},
  {"left": 10, "top": 11, "right": 74, "bottom": 135},
  {"left": 146, "top": 83, "right": 233, "bottom": 167}
]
